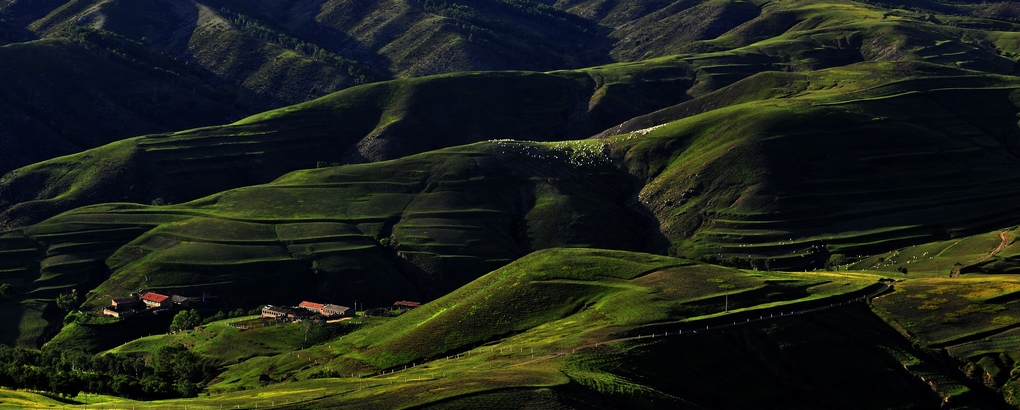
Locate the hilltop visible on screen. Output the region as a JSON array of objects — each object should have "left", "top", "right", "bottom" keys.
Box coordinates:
[{"left": 0, "top": 0, "right": 784, "bottom": 177}]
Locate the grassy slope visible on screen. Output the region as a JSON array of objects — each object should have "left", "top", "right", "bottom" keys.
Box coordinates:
[
  {"left": 6, "top": 9, "right": 1020, "bottom": 351},
  {"left": 86, "top": 247, "right": 933, "bottom": 409},
  {"left": 21, "top": 140, "right": 664, "bottom": 350},
  {"left": 0, "top": 58, "right": 694, "bottom": 231},
  {"left": 0, "top": 39, "right": 242, "bottom": 176},
  {"left": 609, "top": 61, "right": 1020, "bottom": 268},
  {"left": 4, "top": 1, "right": 1020, "bottom": 406},
  {"left": 872, "top": 276, "right": 1020, "bottom": 407}
]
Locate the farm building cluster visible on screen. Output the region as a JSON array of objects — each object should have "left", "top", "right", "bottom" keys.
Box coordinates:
[
  {"left": 261, "top": 301, "right": 354, "bottom": 320},
  {"left": 101, "top": 291, "right": 191, "bottom": 319},
  {"left": 228, "top": 300, "right": 354, "bottom": 330},
  {"left": 99, "top": 291, "right": 424, "bottom": 329},
  {"left": 230, "top": 300, "right": 422, "bottom": 330}
]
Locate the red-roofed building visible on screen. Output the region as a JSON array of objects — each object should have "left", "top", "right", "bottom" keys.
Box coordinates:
[
  {"left": 394, "top": 300, "right": 421, "bottom": 310},
  {"left": 140, "top": 292, "right": 170, "bottom": 308},
  {"left": 299, "top": 301, "right": 324, "bottom": 314}
]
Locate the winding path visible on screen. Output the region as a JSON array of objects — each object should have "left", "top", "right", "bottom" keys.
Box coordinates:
[{"left": 950, "top": 230, "right": 1010, "bottom": 278}]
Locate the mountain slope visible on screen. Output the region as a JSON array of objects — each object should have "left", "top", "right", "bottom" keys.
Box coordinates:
[
  {"left": 0, "top": 38, "right": 243, "bottom": 176},
  {"left": 5, "top": 60, "right": 1020, "bottom": 350},
  {"left": 0, "top": 58, "right": 695, "bottom": 231},
  {"left": 98, "top": 248, "right": 998, "bottom": 409},
  {"left": 7, "top": 0, "right": 1020, "bottom": 407},
  {"left": 4, "top": 0, "right": 1020, "bottom": 351}
]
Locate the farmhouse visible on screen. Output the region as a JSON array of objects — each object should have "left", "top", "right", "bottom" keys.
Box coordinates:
[
  {"left": 394, "top": 300, "right": 421, "bottom": 310},
  {"left": 101, "top": 291, "right": 196, "bottom": 319},
  {"left": 261, "top": 305, "right": 299, "bottom": 319},
  {"left": 102, "top": 305, "right": 141, "bottom": 319},
  {"left": 298, "top": 301, "right": 324, "bottom": 314},
  {"left": 140, "top": 292, "right": 171, "bottom": 308},
  {"left": 321, "top": 304, "right": 352, "bottom": 318}
]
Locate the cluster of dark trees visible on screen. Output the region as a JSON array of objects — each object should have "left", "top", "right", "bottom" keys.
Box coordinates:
[
  {"left": 0, "top": 344, "right": 216, "bottom": 400},
  {"left": 415, "top": 0, "right": 594, "bottom": 58},
  {"left": 218, "top": 9, "right": 377, "bottom": 84}
]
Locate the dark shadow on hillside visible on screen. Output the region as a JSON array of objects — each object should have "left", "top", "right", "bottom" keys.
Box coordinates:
[
  {"left": 197, "top": 0, "right": 392, "bottom": 85},
  {"left": 0, "top": 303, "right": 26, "bottom": 346},
  {"left": 0, "top": 0, "right": 63, "bottom": 39}
]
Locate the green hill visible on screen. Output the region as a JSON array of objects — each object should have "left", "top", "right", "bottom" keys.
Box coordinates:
[
  {"left": 6, "top": 0, "right": 1020, "bottom": 407},
  {"left": 79, "top": 248, "right": 1006, "bottom": 409},
  {"left": 0, "top": 58, "right": 695, "bottom": 231},
  {"left": 0, "top": 38, "right": 244, "bottom": 177},
  {"left": 6, "top": 36, "right": 1020, "bottom": 354}
]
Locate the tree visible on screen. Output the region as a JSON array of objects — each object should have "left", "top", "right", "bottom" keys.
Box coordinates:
[
  {"left": 49, "top": 370, "right": 83, "bottom": 398},
  {"left": 169, "top": 309, "right": 201, "bottom": 333},
  {"left": 827, "top": 253, "right": 848, "bottom": 270},
  {"left": 201, "top": 310, "right": 226, "bottom": 325},
  {"left": 55, "top": 289, "right": 82, "bottom": 312}
]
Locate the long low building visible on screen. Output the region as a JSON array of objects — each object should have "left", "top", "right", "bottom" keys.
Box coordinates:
[
  {"left": 299, "top": 301, "right": 352, "bottom": 318},
  {"left": 321, "top": 304, "right": 352, "bottom": 318},
  {"left": 261, "top": 305, "right": 299, "bottom": 318}
]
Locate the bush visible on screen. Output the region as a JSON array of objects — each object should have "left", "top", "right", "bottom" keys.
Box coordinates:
[
  {"left": 169, "top": 310, "right": 201, "bottom": 333},
  {"left": 55, "top": 289, "right": 82, "bottom": 312}
]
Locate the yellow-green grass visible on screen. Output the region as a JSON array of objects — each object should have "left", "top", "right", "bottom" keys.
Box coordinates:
[
  {"left": 852, "top": 228, "right": 1013, "bottom": 276},
  {"left": 10, "top": 300, "right": 958, "bottom": 409},
  {"left": 872, "top": 277, "right": 1020, "bottom": 346},
  {"left": 5, "top": 0, "right": 1020, "bottom": 365},
  {"left": 0, "top": 249, "right": 939, "bottom": 408},
  {"left": 14, "top": 65, "right": 1020, "bottom": 351},
  {"left": 106, "top": 316, "right": 367, "bottom": 368},
  {"left": 0, "top": 389, "right": 81, "bottom": 408},
  {"left": 0, "top": 55, "right": 696, "bottom": 233},
  {"left": 947, "top": 327, "right": 1020, "bottom": 362}
]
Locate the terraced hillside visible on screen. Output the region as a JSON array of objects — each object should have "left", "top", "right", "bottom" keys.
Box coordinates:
[
  {"left": 3, "top": 0, "right": 1020, "bottom": 350},
  {"left": 0, "top": 58, "right": 694, "bottom": 230},
  {"left": 42, "top": 248, "right": 1006, "bottom": 409},
  {"left": 5, "top": 0, "right": 1020, "bottom": 407},
  {"left": 3, "top": 61, "right": 1020, "bottom": 352},
  {"left": 3, "top": 138, "right": 670, "bottom": 349},
  {"left": 0, "top": 0, "right": 794, "bottom": 178},
  {"left": 0, "top": 38, "right": 244, "bottom": 176}
]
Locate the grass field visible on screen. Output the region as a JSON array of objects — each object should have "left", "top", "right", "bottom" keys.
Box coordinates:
[
  {"left": 850, "top": 228, "right": 1015, "bottom": 276},
  {"left": 873, "top": 277, "right": 1020, "bottom": 345}
]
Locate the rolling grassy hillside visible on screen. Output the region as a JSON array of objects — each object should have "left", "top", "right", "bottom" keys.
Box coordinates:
[
  {"left": 871, "top": 276, "right": 1020, "bottom": 407},
  {"left": 56, "top": 247, "right": 1015, "bottom": 409},
  {"left": 0, "top": 38, "right": 244, "bottom": 176},
  {"left": 0, "top": 0, "right": 777, "bottom": 176},
  {"left": 86, "top": 248, "right": 951, "bottom": 409},
  {"left": 6, "top": 61, "right": 1020, "bottom": 351},
  {"left": 0, "top": 58, "right": 695, "bottom": 231},
  {"left": 7, "top": 0, "right": 1020, "bottom": 407}
]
